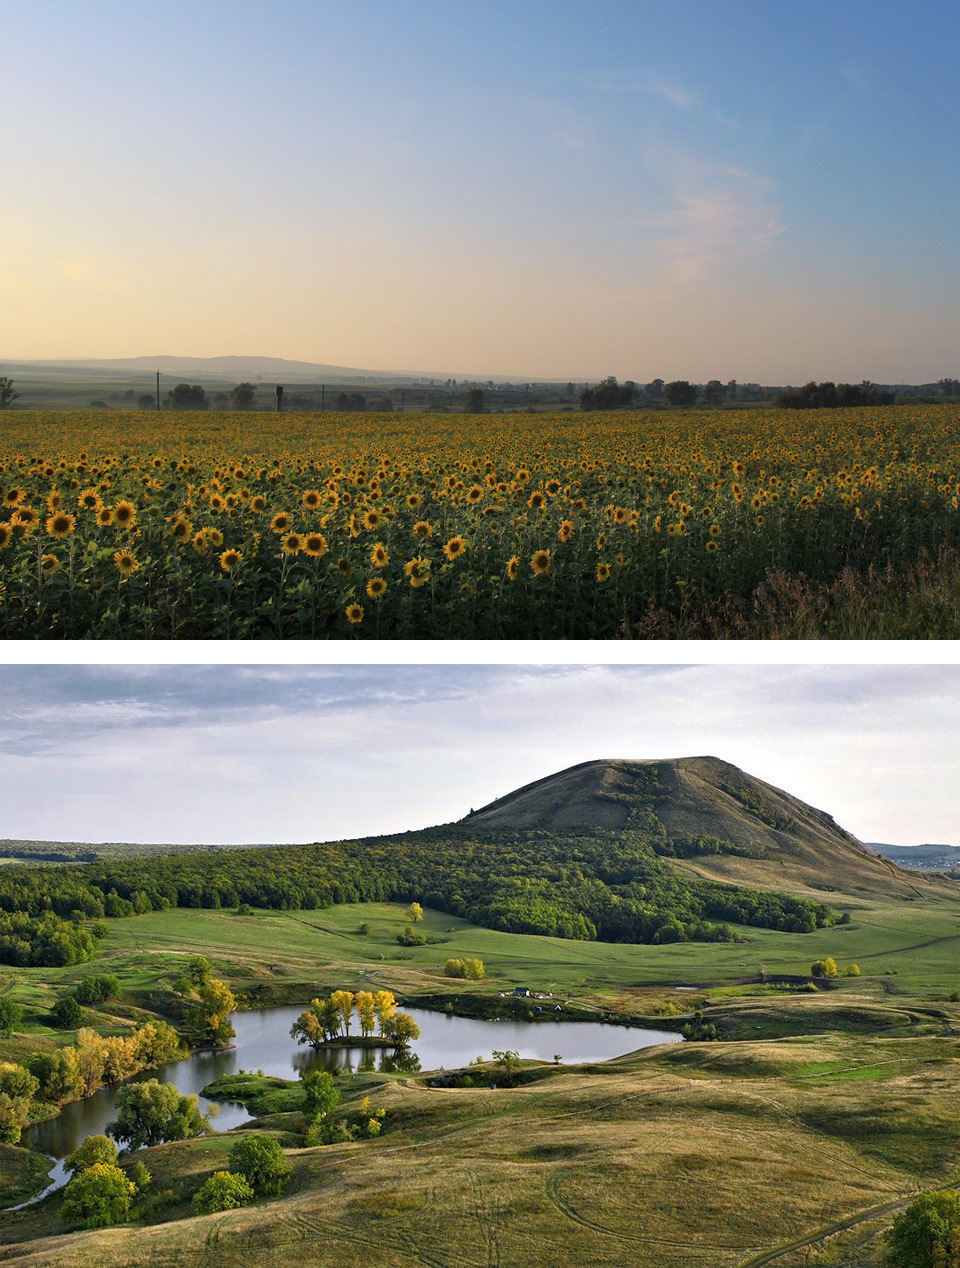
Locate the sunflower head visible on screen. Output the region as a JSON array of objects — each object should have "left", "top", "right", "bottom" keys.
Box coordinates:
[
  {"left": 530, "top": 549, "right": 551, "bottom": 576},
  {"left": 113, "top": 500, "right": 136, "bottom": 527},
  {"left": 370, "top": 542, "right": 389, "bottom": 567},
  {"left": 366, "top": 577, "right": 387, "bottom": 599},
  {"left": 443, "top": 535, "right": 466, "bottom": 561},
  {"left": 412, "top": 520, "right": 432, "bottom": 540},
  {"left": 270, "top": 512, "right": 291, "bottom": 533},
  {"left": 303, "top": 533, "right": 328, "bottom": 557},
  {"left": 557, "top": 520, "right": 574, "bottom": 542},
  {"left": 41, "top": 554, "right": 61, "bottom": 575},
  {"left": 281, "top": 532, "right": 303, "bottom": 555},
  {"left": 46, "top": 512, "right": 76, "bottom": 539},
  {"left": 302, "top": 489, "right": 321, "bottom": 508},
  {"left": 596, "top": 561, "right": 611, "bottom": 582},
  {"left": 345, "top": 603, "right": 364, "bottom": 624},
  {"left": 219, "top": 549, "right": 242, "bottom": 572},
  {"left": 113, "top": 549, "right": 139, "bottom": 576}
]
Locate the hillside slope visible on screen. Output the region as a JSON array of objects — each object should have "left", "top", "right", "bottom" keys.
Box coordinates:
[{"left": 462, "top": 756, "right": 946, "bottom": 903}]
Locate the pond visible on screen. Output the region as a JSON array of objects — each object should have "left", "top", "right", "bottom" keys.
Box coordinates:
[{"left": 24, "top": 1004, "right": 681, "bottom": 1201}]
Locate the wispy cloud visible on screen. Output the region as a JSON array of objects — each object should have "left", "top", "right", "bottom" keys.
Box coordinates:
[
  {"left": 642, "top": 148, "right": 787, "bottom": 284},
  {"left": 531, "top": 97, "right": 595, "bottom": 149}
]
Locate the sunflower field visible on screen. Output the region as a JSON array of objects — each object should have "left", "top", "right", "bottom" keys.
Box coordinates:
[{"left": 0, "top": 405, "right": 957, "bottom": 638}]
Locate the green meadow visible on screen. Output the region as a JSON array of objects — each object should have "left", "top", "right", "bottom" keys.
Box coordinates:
[{"left": 0, "top": 889, "right": 956, "bottom": 1267}]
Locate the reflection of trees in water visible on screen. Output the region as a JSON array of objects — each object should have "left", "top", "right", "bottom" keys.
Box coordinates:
[{"left": 292, "top": 1046, "right": 420, "bottom": 1076}]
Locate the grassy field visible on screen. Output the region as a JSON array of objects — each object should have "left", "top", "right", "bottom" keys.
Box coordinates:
[
  {"left": 0, "top": 893, "right": 957, "bottom": 1265},
  {"left": 2, "top": 404, "right": 957, "bottom": 637}
]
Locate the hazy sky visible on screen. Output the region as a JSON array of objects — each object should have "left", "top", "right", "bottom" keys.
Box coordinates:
[
  {"left": 3, "top": 1, "right": 958, "bottom": 382},
  {"left": 1, "top": 664, "right": 956, "bottom": 847}
]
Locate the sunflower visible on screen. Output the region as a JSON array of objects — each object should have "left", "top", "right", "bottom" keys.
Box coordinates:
[
  {"left": 270, "top": 512, "right": 291, "bottom": 533},
  {"left": 527, "top": 490, "right": 546, "bottom": 510},
  {"left": 545, "top": 480, "right": 561, "bottom": 497},
  {"left": 113, "top": 500, "right": 137, "bottom": 527},
  {"left": 3, "top": 487, "right": 24, "bottom": 508},
  {"left": 11, "top": 506, "right": 39, "bottom": 530},
  {"left": 208, "top": 494, "right": 225, "bottom": 511},
  {"left": 77, "top": 487, "right": 102, "bottom": 511},
  {"left": 219, "top": 548, "right": 242, "bottom": 572},
  {"left": 97, "top": 507, "right": 114, "bottom": 527},
  {"left": 404, "top": 557, "right": 431, "bottom": 588},
  {"left": 366, "top": 576, "right": 387, "bottom": 599},
  {"left": 361, "top": 509, "right": 382, "bottom": 530},
  {"left": 302, "top": 489, "right": 322, "bottom": 508},
  {"left": 466, "top": 485, "right": 484, "bottom": 504},
  {"left": 370, "top": 542, "right": 389, "bottom": 567},
  {"left": 706, "top": 540, "right": 719, "bottom": 552},
  {"left": 412, "top": 520, "right": 432, "bottom": 540},
  {"left": 336, "top": 557, "right": 353, "bottom": 575},
  {"left": 504, "top": 556, "right": 519, "bottom": 580},
  {"left": 612, "top": 507, "right": 627, "bottom": 524},
  {"left": 557, "top": 520, "right": 574, "bottom": 542},
  {"left": 171, "top": 517, "right": 193, "bottom": 542},
  {"left": 345, "top": 603, "right": 364, "bottom": 624},
  {"left": 303, "top": 532, "right": 328, "bottom": 557},
  {"left": 0, "top": 524, "right": 11, "bottom": 549},
  {"left": 46, "top": 512, "right": 76, "bottom": 539},
  {"left": 281, "top": 532, "right": 303, "bottom": 556},
  {"left": 113, "top": 549, "right": 139, "bottom": 576},
  {"left": 41, "top": 554, "right": 61, "bottom": 575},
  {"left": 530, "top": 549, "right": 551, "bottom": 576},
  {"left": 206, "top": 527, "right": 224, "bottom": 548},
  {"left": 46, "top": 489, "right": 63, "bottom": 512},
  {"left": 596, "top": 561, "right": 611, "bottom": 582},
  {"left": 443, "top": 535, "right": 466, "bottom": 561},
  {"left": 406, "top": 493, "right": 423, "bottom": 508},
  {"left": 251, "top": 495, "right": 268, "bottom": 512},
  {"left": 596, "top": 532, "right": 606, "bottom": 549}
]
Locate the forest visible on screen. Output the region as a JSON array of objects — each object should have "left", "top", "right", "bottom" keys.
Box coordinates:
[{"left": 0, "top": 827, "right": 833, "bottom": 965}]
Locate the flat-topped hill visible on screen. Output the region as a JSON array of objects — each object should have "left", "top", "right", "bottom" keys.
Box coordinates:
[{"left": 462, "top": 756, "right": 945, "bottom": 902}]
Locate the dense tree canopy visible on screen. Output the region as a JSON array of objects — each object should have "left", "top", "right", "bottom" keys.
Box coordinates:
[{"left": 0, "top": 824, "right": 832, "bottom": 951}]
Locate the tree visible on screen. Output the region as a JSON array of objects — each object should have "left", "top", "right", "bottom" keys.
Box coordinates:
[
  {"left": 183, "top": 967, "right": 235, "bottom": 1047},
  {"left": 230, "top": 382, "right": 257, "bottom": 409},
  {"left": 580, "top": 377, "right": 636, "bottom": 411},
  {"left": 0, "top": 376, "right": 19, "bottom": 409},
  {"left": 811, "top": 956, "right": 839, "bottom": 979},
  {"left": 136, "top": 393, "right": 154, "bottom": 409},
  {"left": 374, "top": 991, "right": 397, "bottom": 1036},
  {"left": 383, "top": 1011, "right": 421, "bottom": 1047},
  {"left": 463, "top": 388, "right": 486, "bottom": 414},
  {"left": 330, "top": 989, "right": 354, "bottom": 1038},
  {"left": 355, "top": 990, "right": 376, "bottom": 1038},
  {"left": 165, "top": 383, "right": 208, "bottom": 410},
  {"left": 64, "top": 1134, "right": 118, "bottom": 1178},
  {"left": 107, "top": 1079, "right": 208, "bottom": 1149},
  {"left": 59, "top": 1163, "right": 136, "bottom": 1228},
  {"left": 886, "top": 1189, "right": 960, "bottom": 1267},
  {"left": 0, "top": 999, "right": 23, "bottom": 1037},
  {"left": 228, "top": 1134, "right": 291, "bottom": 1196},
  {"left": 73, "top": 974, "right": 119, "bottom": 1005},
  {"left": 193, "top": 1169, "right": 254, "bottom": 1215},
  {"left": 664, "top": 380, "right": 698, "bottom": 407},
  {"left": 301, "top": 1069, "right": 340, "bottom": 1119},
  {"left": 408, "top": 902, "right": 424, "bottom": 923},
  {"left": 703, "top": 380, "right": 725, "bottom": 406},
  {"left": 51, "top": 995, "right": 83, "bottom": 1029},
  {"left": 0, "top": 1063, "right": 39, "bottom": 1143}
]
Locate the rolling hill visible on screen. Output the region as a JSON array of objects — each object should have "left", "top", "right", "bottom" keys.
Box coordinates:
[{"left": 462, "top": 756, "right": 945, "bottom": 902}]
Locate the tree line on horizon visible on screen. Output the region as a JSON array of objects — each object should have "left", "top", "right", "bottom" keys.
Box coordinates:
[{"left": 0, "top": 825, "right": 833, "bottom": 958}]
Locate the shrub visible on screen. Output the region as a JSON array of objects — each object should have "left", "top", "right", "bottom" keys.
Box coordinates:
[
  {"left": 193, "top": 1170, "right": 254, "bottom": 1215},
  {"left": 65, "top": 1134, "right": 118, "bottom": 1177},
  {"left": 51, "top": 995, "right": 83, "bottom": 1028},
  {"left": 886, "top": 1189, "right": 960, "bottom": 1267},
  {"left": 228, "top": 1135, "right": 291, "bottom": 1196},
  {"left": 59, "top": 1163, "right": 135, "bottom": 1228}
]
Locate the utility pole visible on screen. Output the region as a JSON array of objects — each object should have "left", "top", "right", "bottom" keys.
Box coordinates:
[
  {"left": 320, "top": 384, "right": 325, "bottom": 412},
  {"left": 275, "top": 385, "right": 283, "bottom": 412},
  {"left": 156, "top": 370, "right": 160, "bottom": 411},
  {"left": 400, "top": 389, "right": 405, "bottom": 413}
]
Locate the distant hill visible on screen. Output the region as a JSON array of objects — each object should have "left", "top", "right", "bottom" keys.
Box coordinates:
[
  {"left": 462, "top": 756, "right": 940, "bottom": 901},
  {"left": 1, "top": 355, "right": 405, "bottom": 384},
  {"left": 0, "top": 837, "right": 273, "bottom": 863},
  {"left": 869, "top": 842, "right": 960, "bottom": 870}
]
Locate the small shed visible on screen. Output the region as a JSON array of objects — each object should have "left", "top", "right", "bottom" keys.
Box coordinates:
[{"left": 513, "top": 986, "right": 531, "bottom": 997}]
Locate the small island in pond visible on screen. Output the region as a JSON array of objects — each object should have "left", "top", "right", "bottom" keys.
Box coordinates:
[{"left": 290, "top": 990, "right": 421, "bottom": 1050}]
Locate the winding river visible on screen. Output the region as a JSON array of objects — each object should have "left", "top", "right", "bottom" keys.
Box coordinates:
[{"left": 23, "top": 1005, "right": 682, "bottom": 1202}]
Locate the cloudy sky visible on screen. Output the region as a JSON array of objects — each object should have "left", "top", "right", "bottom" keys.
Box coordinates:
[
  {"left": 3, "top": 0, "right": 958, "bottom": 382},
  {"left": 1, "top": 663, "right": 956, "bottom": 847}
]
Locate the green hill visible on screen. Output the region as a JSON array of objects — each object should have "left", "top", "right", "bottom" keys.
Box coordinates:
[{"left": 463, "top": 756, "right": 943, "bottom": 902}]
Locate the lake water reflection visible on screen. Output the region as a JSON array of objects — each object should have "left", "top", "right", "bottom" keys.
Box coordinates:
[{"left": 28, "top": 1004, "right": 681, "bottom": 1191}]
